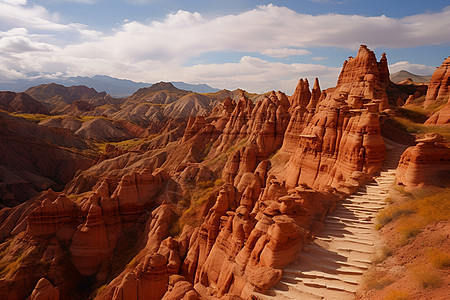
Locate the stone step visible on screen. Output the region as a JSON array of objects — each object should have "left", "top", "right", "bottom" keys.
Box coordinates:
[
  {"left": 324, "top": 222, "right": 373, "bottom": 231},
  {"left": 315, "top": 236, "right": 374, "bottom": 247},
  {"left": 275, "top": 280, "right": 353, "bottom": 300},
  {"left": 295, "top": 253, "right": 371, "bottom": 270},
  {"left": 327, "top": 216, "right": 373, "bottom": 224}
]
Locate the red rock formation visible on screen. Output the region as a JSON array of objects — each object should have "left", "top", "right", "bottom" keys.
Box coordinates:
[
  {"left": 27, "top": 194, "right": 76, "bottom": 236},
  {"left": 70, "top": 203, "right": 110, "bottom": 276},
  {"left": 335, "top": 45, "right": 390, "bottom": 110},
  {"left": 183, "top": 116, "right": 207, "bottom": 142},
  {"left": 284, "top": 92, "right": 385, "bottom": 192},
  {"left": 290, "top": 78, "right": 311, "bottom": 109},
  {"left": 113, "top": 168, "right": 169, "bottom": 220},
  {"left": 162, "top": 278, "right": 200, "bottom": 300},
  {"left": 425, "top": 100, "right": 450, "bottom": 124},
  {"left": 424, "top": 57, "right": 450, "bottom": 124},
  {"left": 113, "top": 254, "right": 169, "bottom": 300},
  {"left": 30, "top": 278, "right": 59, "bottom": 300},
  {"left": 396, "top": 133, "right": 450, "bottom": 187},
  {"left": 424, "top": 57, "right": 450, "bottom": 107}
]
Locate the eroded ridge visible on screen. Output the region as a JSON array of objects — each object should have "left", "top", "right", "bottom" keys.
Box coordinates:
[{"left": 254, "top": 144, "right": 404, "bottom": 300}]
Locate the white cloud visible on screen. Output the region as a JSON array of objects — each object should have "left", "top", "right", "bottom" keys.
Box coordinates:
[
  {"left": 0, "top": 1, "right": 68, "bottom": 31},
  {"left": 389, "top": 61, "right": 436, "bottom": 75},
  {"left": 0, "top": 0, "right": 27, "bottom": 5},
  {"left": 262, "top": 48, "right": 311, "bottom": 58},
  {"left": 312, "top": 56, "right": 327, "bottom": 61},
  {"left": 0, "top": 3, "right": 449, "bottom": 92}
]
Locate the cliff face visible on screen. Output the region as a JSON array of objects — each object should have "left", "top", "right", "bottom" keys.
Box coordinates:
[
  {"left": 0, "top": 45, "right": 392, "bottom": 300},
  {"left": 425, "top": 57, "right": 450, "bottom": 107},
  {"left": 283, "top": 94, "right": 385, "bottom": 192},
  {"left": 425, "top": 57, "right": 450, "bottom": 124}
]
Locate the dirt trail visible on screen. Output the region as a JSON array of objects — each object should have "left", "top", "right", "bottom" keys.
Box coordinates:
[{"left": 254, "top": 142, "right": 405, "bottom": 300}]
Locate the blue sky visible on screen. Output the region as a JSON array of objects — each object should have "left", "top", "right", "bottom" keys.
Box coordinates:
[{"left": 0, "top": 0, "right": 449, "bottom": 93}]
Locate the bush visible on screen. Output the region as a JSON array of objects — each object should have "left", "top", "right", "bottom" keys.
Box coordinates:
[
  {"left": 397, "top": 216, "right": 422, "bottom": 244},
  {"left": 372, "top": 246, "right": 393, "bottom": 264},
  {"left": 409, "top": 265, "right": 442, "bottom": 288},
  {"left": 363, "top": 269, "right": 394, "bottom": 290},
  {"left": 376, "top": 206, "right": 413, "bottom": 230},
  {"left": 427, "top": 248, "right": 450, "bottom": 268}
]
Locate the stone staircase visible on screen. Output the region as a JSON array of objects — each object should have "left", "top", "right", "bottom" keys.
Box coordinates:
[{"left": 253, "top": 145, "right": 405, "bottom": 300}]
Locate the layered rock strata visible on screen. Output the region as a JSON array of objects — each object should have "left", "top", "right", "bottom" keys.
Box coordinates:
[{"left": 396, "top": 133, "right": 450, "bottom": 187}]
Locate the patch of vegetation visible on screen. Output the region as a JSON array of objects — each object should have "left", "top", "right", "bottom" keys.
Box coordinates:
[
  {"left": 372, "top": 245, "right": 393, "bottom": 264},
  {"left": 67, "top": 191, "right": 91, "bottom": 204},
  {"left": 206, "top": 137, "right": 249, "bottom": 167},
  {"left": 375, "top": 206, "right": 413, "bottom": 230},
  {"left": 409, "top": 265, "right": 442, "bottom": 288},
  {"left": 0, "top": 248, "right": 27, "bottom": 278},
  {"left": 169, "top": 178, "right": 224, "bottom": 237},
  {"left": 427, "top": 248, "right": 450, "bottom": 268},
  {"left": 383, "top": 290, "right": 409, "bottom": 300},
  {"left": 93, "top": 138, "right": 145, "bottom": 153},
  {"left": 376, "top": 187, "right": 450, "bottom": 243},
  {"left": 11, "top": 112, "right": 53, "bottom": 123},
  {"left": 363, "top": 269, "right": 394, "bottom": 290},
  {"left": 390, "top": 117, "right": 450, "bottom": 140},
  {"left": 426, "top": 97, "right": 448, "bottom": 112},
  {"left": 396, "top": 216, "right": 422, "bottom": 244},
  {"left": 397, "top": 107, "right": 429, "bottom": 123}
]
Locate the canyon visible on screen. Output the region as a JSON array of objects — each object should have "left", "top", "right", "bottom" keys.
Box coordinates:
[{"left": 0, "top": 46, "right": 449, "bottom": 300}]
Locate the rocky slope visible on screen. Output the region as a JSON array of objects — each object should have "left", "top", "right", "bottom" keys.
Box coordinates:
[
  {"left": 0, "top": 91, "right": 49, "bottom": 115},
  {"left": 424, "top": 57, "right": 450, "bottom": 125},
  {"left": 0, "top": 112, "right": 92, "bottom": 206}
]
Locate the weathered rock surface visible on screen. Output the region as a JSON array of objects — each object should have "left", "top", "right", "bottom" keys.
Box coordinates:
[
  {"left": 27, "top": 194, "right": 76, "bottom": 236},
  {"left": 30, "top": 278, "right": 60, "bottom": 300},
  {"left": 396, "top": 133, "right": 450, "bottom": 187},
  {"left": 425, "top": 99, "right": 450, "bottom": 124},
  {"left": 335, "top": 45, "right": 390, "bottom": 110},
  {"left": 424, "top": 56, "right": 450, "bottom": 108}
]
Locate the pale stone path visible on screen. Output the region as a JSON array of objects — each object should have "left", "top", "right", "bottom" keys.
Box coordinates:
[{"left": 253, "top": 144, "right": 405, "bottom": 300}]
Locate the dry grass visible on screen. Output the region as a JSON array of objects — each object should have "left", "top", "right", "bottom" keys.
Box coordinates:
[
  {"left": 427, "top": 248, "right": 450, "bottom": 268},
  {"left": 362, "top": 269, "right": 394, "bottom": 290},
  {"left": 409, "top": 265, "right": 442, "bottom": 288},
  {"left": 93, "top": 138, "right": 144, "bottom": 153},
  {"left": 376, "top": 188, "right": 450, "bottom": 244},
  {"left": 11, "top": 112, "right": 53, "bottom": 123},
  {"left": 372, "top": 245, "right": 393, "bottom": 264},
  {"left": 391, "top": 117, "right": 450, "bottom": 140},
  {"left": 414, "top": 189, "right": 450, "bottom": 223},
  {"left": 383, "top": 290, "right": 409, "bottom": 300},
  {"left": 396, "top": 216, "right": 423, "bottom": 244},
  {"left": 375, "top": 206, "right": 413, "bottom": 230}
]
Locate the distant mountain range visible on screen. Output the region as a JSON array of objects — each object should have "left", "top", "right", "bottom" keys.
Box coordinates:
[
  {"left": 0, "top": 75, "right": 220, "bottom": 96},
  {"left": 390, "top": 70, "right": 432, "bottom": 84}
]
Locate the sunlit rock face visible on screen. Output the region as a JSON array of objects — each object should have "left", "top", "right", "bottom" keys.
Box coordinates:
[
  {"left": 396, "top": 133, "right": 450, "bottom": 188},
  {"left": 425, "top": 57, "right": 450, "bottom": 124},
  {"left": 425, "top": 56, "right": 450, "bottom": 107}
]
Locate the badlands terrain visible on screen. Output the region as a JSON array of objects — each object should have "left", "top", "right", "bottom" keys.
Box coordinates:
[{"left": 0, "top": 45, "right": 449, "bottom": 300}]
